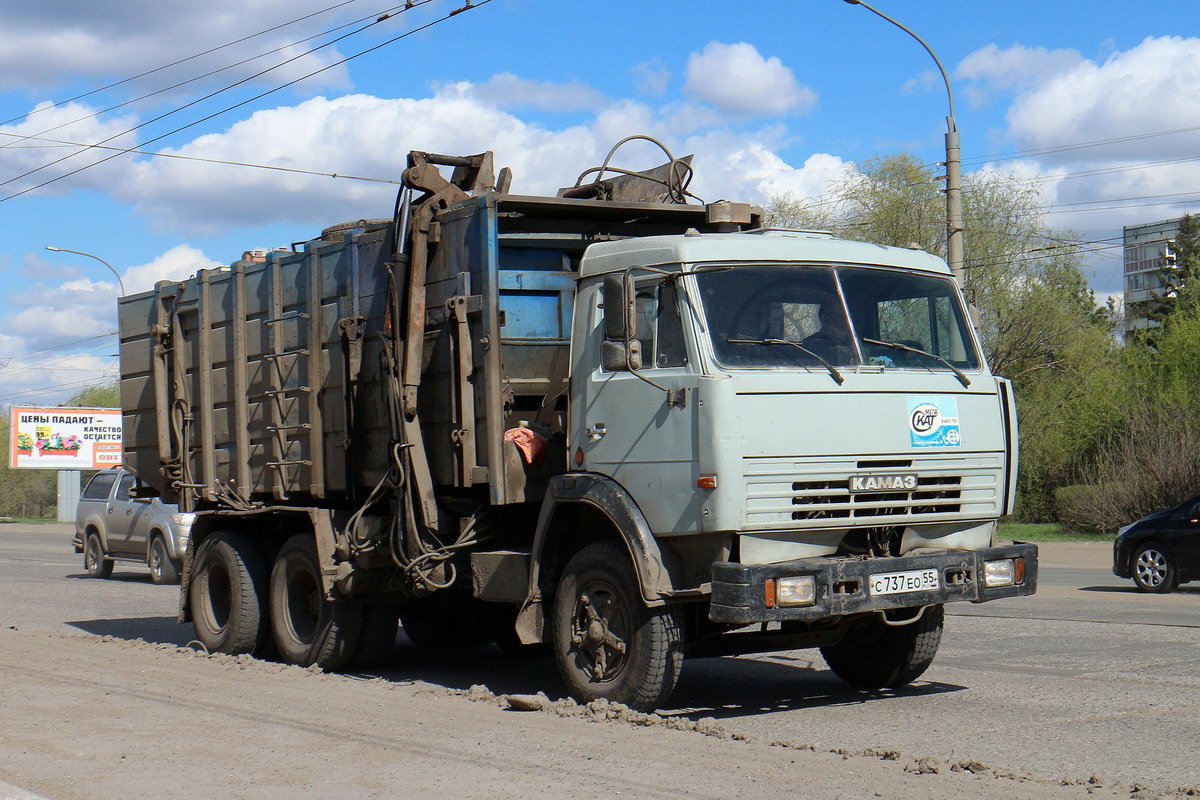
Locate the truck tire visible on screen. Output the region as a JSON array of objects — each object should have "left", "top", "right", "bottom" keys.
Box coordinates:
[
  {"left": 149, "top": 535, "right": 181, "bottom": 585},
  {"left": 269, "top": 534, "right": 362, "bottom": 670},
  {"left": 820, "top": 604, "right": 944, "bottom": 689},
  {"left": 190, "top": 531, "right": 269, "bottom": 655},
  {"left": 347, "top": 603, "right": 401, "bottom": 669},
  {"left": 84, "top": 532, "right": 113, "bottom": 579},
  {"left": 552, "top": 541, "right": 682, "bottom": 712}
]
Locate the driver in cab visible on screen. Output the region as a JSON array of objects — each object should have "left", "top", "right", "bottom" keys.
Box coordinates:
[{"left": 801, "top": 301, "right": 856, "bottom": 364}]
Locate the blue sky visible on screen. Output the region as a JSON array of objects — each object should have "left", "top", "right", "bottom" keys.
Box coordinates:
[{"left": 2, "top": 0, "right": 1199, "bottom": 404}]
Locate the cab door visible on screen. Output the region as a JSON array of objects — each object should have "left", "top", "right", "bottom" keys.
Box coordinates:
[{"left": 573, "top": 279, "right": 702, "bottom": 534}]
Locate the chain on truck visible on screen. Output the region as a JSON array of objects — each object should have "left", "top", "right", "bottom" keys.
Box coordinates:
[{"left": 118, "top": 137, "right": 1037, "bottom": 712}]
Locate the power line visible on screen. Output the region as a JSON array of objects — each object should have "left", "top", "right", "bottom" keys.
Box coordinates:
[
  {"left": 964, "top": 124, "right": 1200, "bottom": 168},
  {"left": 0, "top": 332, "right": 117, "bottom": 361},
  {"left": 0, "top": 371, "right": 119, "bottom": 405},
  {"left": 0, "top": 4, "right": 418, "bottom": 190},
  {"left": 1, "top": 0, "right": 488, "bottom": 203},
  {"left": 0, "top": 1, "right": 415, "bottom": 154},
  {"left": 0, "top": 130, "right": 402, "bottom": 185},
  {"left": 0, "top": 0, "right": 365, "bottom": 129}
]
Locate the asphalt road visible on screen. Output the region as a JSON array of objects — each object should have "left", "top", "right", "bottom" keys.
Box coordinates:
[{"left": 2, "top": 523, "right": 1198, "bottom": 795}]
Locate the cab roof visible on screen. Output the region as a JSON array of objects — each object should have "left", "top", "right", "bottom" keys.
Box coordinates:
[{"left": 577, "top": 229, "right": 951, "bottom": 278}]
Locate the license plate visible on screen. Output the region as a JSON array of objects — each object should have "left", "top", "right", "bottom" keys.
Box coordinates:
[{"left": 868, "top": 568, "right": 940, "bottom": 596}]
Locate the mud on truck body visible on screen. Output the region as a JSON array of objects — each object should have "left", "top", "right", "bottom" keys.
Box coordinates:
[{"left": 119, "top": 147, "right": 1036, "bottom": 711}]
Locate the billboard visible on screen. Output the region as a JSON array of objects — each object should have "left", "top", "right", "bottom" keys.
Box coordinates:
[{"left": 8, "top": 407, "right": 123, "bottom": 470}]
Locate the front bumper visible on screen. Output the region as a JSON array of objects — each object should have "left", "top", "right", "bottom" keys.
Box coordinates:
[{"left": 710, "top": 543, "right": 1038, "bottom": 624}]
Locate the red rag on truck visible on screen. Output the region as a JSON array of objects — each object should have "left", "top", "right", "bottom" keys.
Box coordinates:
[{"left": 504, "top": 427, "right": 547, "bottom": 464}]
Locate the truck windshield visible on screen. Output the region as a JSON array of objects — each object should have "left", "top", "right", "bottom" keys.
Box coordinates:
[{"left": 695, "top": 264, "right": 980, "bottom": 371}]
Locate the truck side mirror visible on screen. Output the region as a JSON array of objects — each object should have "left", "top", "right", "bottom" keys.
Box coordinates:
[{"left": 601, "top": 273, "right": 642, "bottom": 371}]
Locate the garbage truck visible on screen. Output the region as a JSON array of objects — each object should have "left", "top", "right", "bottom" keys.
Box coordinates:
[{"left": 118, "top": 144, "right": 1036, "bottom": 711}]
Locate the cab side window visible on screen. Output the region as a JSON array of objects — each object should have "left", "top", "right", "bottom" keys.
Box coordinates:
[
  {"left": 655, "top": 284, "right": 687, "bottom": 367},
  {"left": 633, "top": 283, "right": 688, "bottom": 369}
]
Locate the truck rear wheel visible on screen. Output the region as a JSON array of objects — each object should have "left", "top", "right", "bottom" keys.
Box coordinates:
[
  {"left": 552, "top": 541, "right": 682, "bottom": 712},
  {"left": 820, "top": 604, "right": 944, "bottom": 689},
  {"left": 270, "top": 534, "right": 362, "bottom": 670},
  {"left": 190, "top": 531, "right": 269, "bottom": 655}
]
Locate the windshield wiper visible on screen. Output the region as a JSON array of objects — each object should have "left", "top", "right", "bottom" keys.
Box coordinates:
[
  {"left": 726, "top": 338, "right": 844, "bottom": 385},
  {"left": 861, "top": 338, "right": 971, "bottom": 387}
]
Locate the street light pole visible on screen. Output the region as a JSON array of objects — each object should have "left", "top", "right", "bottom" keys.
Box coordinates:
[
  {"left": 44, "top": 246, "right": 127, "bottom": 296},
  {"left": 42, "top": 245, "right": 125, "bottom": 522},
  {"left": 841, "top": 0, "right": 965, "bottom": 287}
]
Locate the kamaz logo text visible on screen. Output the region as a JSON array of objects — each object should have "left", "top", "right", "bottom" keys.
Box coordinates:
[{"left": 849, "top": 473, "right": 919, "bottom": 493}]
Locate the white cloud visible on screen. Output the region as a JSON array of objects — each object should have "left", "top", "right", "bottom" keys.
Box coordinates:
[
  {"left": 1003, "top": 37, "right": 1200, "bottom": 159},
  {"left": 438, "top": 73, "right": 608, "bottom": 112},
  {"left": 0, "top": 243, "right": 220, "bottom": 404},
  {"left": 901, "top": 70, "right": 942, "bottom": 97},
  {"left": 0, "top": 102, "right": 141, "bottom": 197},
  {"left": 964, "top": 36, "right": 1200, "bottom": 296},
  {"left": 632, "top": 59, "right": 671, "bottom": 97},
  {"left": 956, "top": 43, "right": 1084, "bottom": 105},
  {"left": 119, "top": 92, "right": 601, "bottom": 231},
  {"left": 0, "top": 0, "right": 351, "bottom": 93},
  {"left": 113, "top": 87, "right": 846, "bottom": 232},
  {"left": 123, "top": 245, "right": 221, "bottom": 293},
  {"left": 683, "top": 42, "right": 816, "bottom": 117},
  {"left": 682, "top": 129, "right": 851, "bottom": 203}
]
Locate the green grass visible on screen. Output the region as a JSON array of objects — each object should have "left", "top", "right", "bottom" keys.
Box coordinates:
[
  {"left": 0, "top": 517, "right": 63, "bottom": 525},
  {"left": 999, "top": 522, "right": 1112, "bottom": 542}
]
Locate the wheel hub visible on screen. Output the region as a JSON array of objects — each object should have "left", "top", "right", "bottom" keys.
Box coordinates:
[
  {"left": 1136, "top": 551, "right": 1166, "bottom": 585},
  {"left": 571, "top": 589, "right": 628, "bottom": 681}
]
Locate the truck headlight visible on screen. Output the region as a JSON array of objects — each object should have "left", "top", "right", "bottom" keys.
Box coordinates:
[
  {"left": 983, "top": 558, "right": 1024, "bottom": 588},
  {"left": 171, "top": 512, "right": 196, "bottom": 527},
  {"left": 766, "top": 575, "right": 817, "bottom": 607}
]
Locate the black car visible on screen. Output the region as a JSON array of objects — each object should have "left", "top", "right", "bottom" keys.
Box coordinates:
[{"left": 1113, "top": 495, "right": 1200, "bottom": 592}]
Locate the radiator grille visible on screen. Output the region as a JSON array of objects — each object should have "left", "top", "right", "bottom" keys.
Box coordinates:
[{"left": 790, "top": 476, "right": 963, "bottom": 520}]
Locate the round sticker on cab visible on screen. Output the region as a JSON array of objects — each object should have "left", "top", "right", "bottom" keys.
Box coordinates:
[{"left": 908, "top": 396, "right": 961, "bottom": 448}]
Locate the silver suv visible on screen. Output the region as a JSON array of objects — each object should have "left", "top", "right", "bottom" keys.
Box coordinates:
[{"left": 73, "top": 468, "right": 195, "bottom": 584}]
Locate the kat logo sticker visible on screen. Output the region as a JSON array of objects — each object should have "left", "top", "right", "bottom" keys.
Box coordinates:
[{"left": 908, "top": 396, "right": 961, "bottom": 448}]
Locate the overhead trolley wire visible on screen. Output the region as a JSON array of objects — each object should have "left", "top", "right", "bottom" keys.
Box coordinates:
[
  {"left": 964, "top": 123, "right": 1200, "bottom": 168},
  {"left": 0, "top": 1, "right": 418, "bottom": 153},
  {"left": 0, "top": 0, "right": 365, "bottom": 130},
  {"left": 0, "top": 0, "right": 489, "bottom": 203},
  {"left": 0, "top": 2, "right": 431, "bottom": 191},
  {"left": 0, "top": 370, "right": 120, "bottom": 405},
  {"left": 0, "top": 131, "right": 404, "bottom": 185}
]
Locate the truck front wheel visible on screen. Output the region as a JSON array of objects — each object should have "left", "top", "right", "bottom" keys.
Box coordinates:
[
  {"left": 820, "top": 604, "right": 944, "bottom": 689},
  {"left": 552, "top": 541, "right": 682, "bottom": 712},
  {"left": 190, "top": 531, "right": 269, "bottom": 655},
  {"left": 269, "top": 534, "right": 362, "bottom": 670}
]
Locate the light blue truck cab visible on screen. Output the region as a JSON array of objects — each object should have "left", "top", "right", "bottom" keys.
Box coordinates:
[{"left": 553, "top": 227, "right": 1034, "bottom": 691}]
